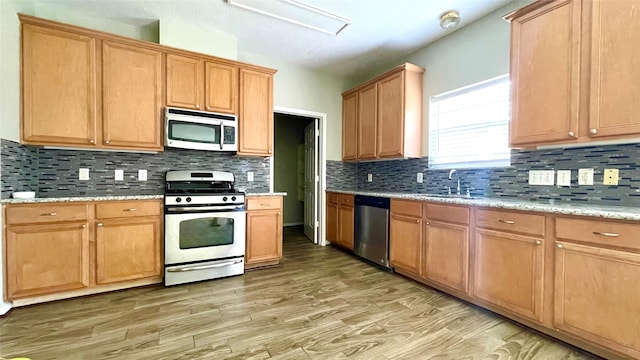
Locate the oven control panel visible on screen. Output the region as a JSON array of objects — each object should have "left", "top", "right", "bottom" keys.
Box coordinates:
[{"left": 164, "top": 194, "right": 245, "bottom": 206}]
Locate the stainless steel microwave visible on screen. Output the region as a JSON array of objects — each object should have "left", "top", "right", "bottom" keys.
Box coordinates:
[{"left": 165, "top": 107, "right": 238, "bottom": 152}]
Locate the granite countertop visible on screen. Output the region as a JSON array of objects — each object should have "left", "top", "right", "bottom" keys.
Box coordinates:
[
  {"left": 245, "top": 192, "right": 287, "bottom": 197},
  {"left": 0, "top": 195, "right": 164, "bottom": 204},
  {"left": 328, "top": 189, "right": 640, "bottom": 222}
]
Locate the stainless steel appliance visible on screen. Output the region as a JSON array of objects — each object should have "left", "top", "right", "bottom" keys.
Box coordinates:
[
  {"left": 164, "top": 170, "right": 245, "bottom": 286},
  {"left": 354, "top": 195, "right": 391, "bottom": 270},
  {"left": 165, "top": 107, "right": 238, "bottom": 151}
]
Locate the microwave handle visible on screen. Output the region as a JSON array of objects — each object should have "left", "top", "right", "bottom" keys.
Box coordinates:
[{"left": 220, "top": 124, "right": 224, "bottom": 150}]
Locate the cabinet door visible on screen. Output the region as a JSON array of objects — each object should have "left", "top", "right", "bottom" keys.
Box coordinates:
[
  {"left": 338, "top": 206, "right": 354, "bottom": 250},
  {"left": 357, "top": 83, "right": 377, "bottom": 160},
  {"left": 6, "top": 222, "right": 90, "bottom": 299},
  {"left": 342, "top": 92, "right": 358, "bottom": 161},
  {"left": 377, "top": 72, "right": 405, "bottom": 158},
  {"left": 472, "top": 229, "right": 544, "bottom": 322},
  {"left": 555, "top": 242, "right": 640, "bottom": 358},
  {"left": 238, "top": 68, "right": 274, "bottom": 156},
  {"left": 22, "top": 24, "right": 97, "bottom": 146},
  {"left": 389, "top": 213, "right": 422, "bottom": 276},
  {"left": 425, "top": 221, "right": 469, "bottom": 293},
  {"left": 95, "top": 217, "right": 162, "bottom": 284},
  {"left": 588, "top": 1, "right": 640, "bottom": 138},
  {"left": 102, "top": 41, "right": 163, "bottom": 150},
  {"left": 509, "top": 0, "right": 581, "bottom": 145},
  {"left": 326, "top": 203, "right": 339, "bottom": 244},
  {"left": 166, "top": 54, "right": 204, "bottom": 110},
  {"left": 205, "top": 62, "right": 238, "bottom": 114},
  {"left": 246, "top": 210, "right": 283, "bottom": 265}
]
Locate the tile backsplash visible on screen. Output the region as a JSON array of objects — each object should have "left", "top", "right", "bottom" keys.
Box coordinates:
[
  {"left": 327, "top": 143, "right": 640, "bottom": 206},
  {"left": 1, "top": 139, "right": 270, "bottom": 198}
]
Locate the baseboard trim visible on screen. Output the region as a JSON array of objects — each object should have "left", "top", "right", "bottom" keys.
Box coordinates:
[
  {"left": 0, "top": 302, "right": 13, "bottom": 316},
  {"left": 284, "top": 222, "right": 304, "bottom": 227}
]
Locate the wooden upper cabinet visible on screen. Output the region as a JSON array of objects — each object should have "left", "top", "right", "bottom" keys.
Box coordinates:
[
  {"left": 22, "top": 24, "right": 97, "bottom": 146},
  {"left": 102, "top": 41, "right": 163, "bottom": 150},
  {"left": 588, "top": 0, "right": 640, "bottom": 138},
  {"left": 205, "top": 62, "right": 238, "bottom": 114},
  {"left": 508, "top": 0, "right": 581, "bottom": 146},
  {"left": 343, "top": 63, "right": 423, "bottom": 161},
  {"left": 166, "top": 54, "right": 204, "bottom": 110},
  {"left": 357, "top": 83, "right": 378, "bottom": 160},
  {"left": 6, "top": 222, "right": 90, "bottom": 300},
  {"left": 342, "top": 91, "right": 358, "bottom": 161},
  {"left": 238, "top": 68, "right": 274, "bottom": 156}
]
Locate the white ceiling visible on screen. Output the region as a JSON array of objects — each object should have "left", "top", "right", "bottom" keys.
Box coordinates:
[{"left": 33, "top": 0, "right": 513, "bottom": 78}]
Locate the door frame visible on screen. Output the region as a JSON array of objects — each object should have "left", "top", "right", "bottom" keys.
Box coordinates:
[{"left": 273, "top": 106, "right": 327, "bottom": 246}]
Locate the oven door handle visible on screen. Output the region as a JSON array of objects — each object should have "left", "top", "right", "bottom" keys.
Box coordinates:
[
  {"left": 165, "top": 205, "right": 245, "bottom": 212},
  {"left": 167, "top": 259, "right": 243, "bottom": 273}
]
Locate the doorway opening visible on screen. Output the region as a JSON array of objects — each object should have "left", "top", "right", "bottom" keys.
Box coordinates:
[{"left": 273, "top": 107, "right": 326, "bottom": 246}]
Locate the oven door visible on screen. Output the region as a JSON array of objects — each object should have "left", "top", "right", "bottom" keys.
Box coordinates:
[{"left": 164, "top": 210, "right": 246, "bottom": 265}]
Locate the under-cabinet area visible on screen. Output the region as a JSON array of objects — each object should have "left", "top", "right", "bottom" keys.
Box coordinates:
[{"left": 327, "top": 191, "right": 640, "bottom": 360}]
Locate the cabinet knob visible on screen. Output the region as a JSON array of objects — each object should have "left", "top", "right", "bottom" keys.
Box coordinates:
[
  {"left": 278, "top": 212, "right": 281, "bottom": 215},
  {"left": 206, "top": 106, "right": 212, "bottom": 110},
  {"left": 105, "top": 140, "right": 110, "bottom": 144},
  {"left": 589, "top": 129, "right": 597, "bottom": 135},
  {"left": 195, "top": 104, "right": 200, "bottom": 108},
  {"left": 557, "top": 244, "right": 563, "bottom": 249},
  {"left": 416, "top": 219, "right": 421, "bottom": 223},
  {"left": 535, "top": 240, "right": 542, "bottom": 245},
  {"left": 89, "top": 139, "right": 95, "bottom": 144},
  {"left": 268, "top": 150, "right": 272, "bottom": 154},
  {"left": 568, "top": 131, "right": 575, "bottom": 138},
  {"left": 82, "top": 224, "right": 87, "bottom": 228},
  {"left": 97, "top": 223, "right": 103, "bottom": 227}
]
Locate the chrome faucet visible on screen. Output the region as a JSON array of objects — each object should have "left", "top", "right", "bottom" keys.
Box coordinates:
[{"left": 448, "top": 169, "right": 461, "bottom": 195}]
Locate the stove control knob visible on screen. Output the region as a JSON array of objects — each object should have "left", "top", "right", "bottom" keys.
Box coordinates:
[
  {"left": 223, "top": 196, "right": 228, "bottom": 202},
  {"left": 186, "top": 197, "right": 192, "bottom": 203},
  {"left": 231, "top": 196, "right": 237, "bottom": 201},
  {"left": 175, "top": 197, "right": 182, "bottom": 203}
]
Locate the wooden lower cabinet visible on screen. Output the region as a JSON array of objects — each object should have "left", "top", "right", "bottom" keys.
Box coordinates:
[
  {"left": 424, "top": 221, "right": 469, "bottom": 293},
  {"left": 337, "top": 205, "right": 354, "bottom": 250},
  {"left": 389, "top": 213, "right": 422, "bottom": 276},
  {"left": 326, "top": 192, "right": 354, "bottom": 251},
  {"left": 326, "top": 201, "right": 338, "bottom": 244},
  {"left": 245, "top": 196, "right": 283, "bottom": 268},
  {"left": 472, "top": 229, "right": 544, "bottom": 323},
  {"left": 6, "top": 222, "right": 90, "bottom": 299},
  {"left": 95, "top": 217, "right": 162, "bottom": 284}
]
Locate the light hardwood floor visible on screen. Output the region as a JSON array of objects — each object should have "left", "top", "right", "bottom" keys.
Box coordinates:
[{"left": 0, "top": 226, "right": 599, "bottom": 359}]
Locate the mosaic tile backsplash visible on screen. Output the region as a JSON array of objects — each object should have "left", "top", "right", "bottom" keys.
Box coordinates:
[
  {"left": 327, "top": 143, "right": 640, "bottom": 206},
  {"left": 1, "top": 139, "right": 270, "bottom": 198}
]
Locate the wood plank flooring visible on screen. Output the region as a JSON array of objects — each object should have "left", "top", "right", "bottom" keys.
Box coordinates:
[{"left": 0, "top": 226, "right": 599, "bottom": 359}]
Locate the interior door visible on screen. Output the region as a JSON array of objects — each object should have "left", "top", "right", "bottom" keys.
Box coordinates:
[{"left": 304, "top": 121, "right": 318, "bottom": 243}]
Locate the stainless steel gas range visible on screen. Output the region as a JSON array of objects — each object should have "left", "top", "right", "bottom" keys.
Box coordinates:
[{"left": 164, "top": 170, "right": 246, "bottom": 286}]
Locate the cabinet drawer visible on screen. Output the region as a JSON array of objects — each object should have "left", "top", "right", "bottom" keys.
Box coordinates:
[
  {"left": 556, "top": 217, "right": 640, "bottom": 251},
  {"left": 6, "top": 203, "right": 89, "bottom": 225},
  {"left": 426, "top": 203, "right": 469, "bottom": 225},
  {"left": 476, "top": 209, "right": 545, "bottom": 236},
  {"left": 338, "top": 194, "right": 354, "bottom": 207},
  {"left": 96, "top": 201, "right": 161, "bottom": 219},
  {"left": 391, "top": 199, "right": 423, "bottom": 217},
  {"left": 327, "top": 192, "right": 338, "bottom": 204},
  {"left": 246, "top": 196, "right": 282, "bottom": 211}
]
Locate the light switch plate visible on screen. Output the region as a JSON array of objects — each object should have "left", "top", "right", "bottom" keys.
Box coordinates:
[
  {"left": 603, "top": 168, "right": 619, "bottom": 185},
  {"left": 417, "top": 173, "right": 424, "bottom": 183},
  {"left": 114, "top": 169, "right": 124, "bottom": 181},
  {"left": 578, "top": 168, "right": 594, "bottom": 185},
  {"left": 367, "top": 174, "right": 373, "bottom": 182},
  {"left": 138, "top": 169, "right": 147, "bottom": 181},
  {"left": 556, "top": 170, "right": 571, "bottom": 187},
  {"left": 79, "top": 168, "right": 90, "bottom": 181},
  {"left": 247, "top": 172, "right": 254, "bottom": 182},
  {"left": 528, "top": 170, "right": 555, "bottom": 185}
]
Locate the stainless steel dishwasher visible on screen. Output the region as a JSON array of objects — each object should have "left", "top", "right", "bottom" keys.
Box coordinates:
[{"left": 354, "top": 195, "right": 391, "bottom": 270}]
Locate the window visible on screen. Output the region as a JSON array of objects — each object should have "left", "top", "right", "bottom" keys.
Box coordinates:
[{"left": 428, "top": 75, "right": 511, "bottom": 169}]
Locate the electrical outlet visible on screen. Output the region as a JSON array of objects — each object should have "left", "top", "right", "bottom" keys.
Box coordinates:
[
  {"left": 138, "top": 169, "right": 147, "bottom": 181},
  {"left": 114, "top": 169, "right": 124, "bottom": 181},
  {"left": 417, "top": 173, "right": 424, "bottom": 183},
  {"left": 367, "top": 174, "right": 373, "bottom": 182},
  {"left": 247, "top": 172, "right": 254, "bottom": 182},
  {"left": 556, "top": 170, "right": 571, "bottom": 187},
  {"left": 578, "top": 168, "right": 594, "bottom": 185},
  {"left": 528, "top": 170, "right": 555, "bottom": 185},
  {"left": 79, "top": 168, "right": 90, "bottom": 181},
  {"left": 603, "top": 168, "right": 619, "bottom": 185}
]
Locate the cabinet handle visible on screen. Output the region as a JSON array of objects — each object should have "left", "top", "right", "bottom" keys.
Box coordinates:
[
  {"left": 498, "top": 219, "right": 515, "bottom": 224},
  {"left": 557, "top": 244, "right": 563, "bottom": 249},
  {"left": 278, "top": 212, "right": 281, "bottom": 215},
  {"left": 206, "top": 106, "right": 212, "bottom": 110},
  {"left": 268, "top": 150, "right": 272, "bottom": 154},
  {"left": 40, "top": 212, "right": 57, "bottom": 216},
  {"left": 82, "top": 224, "right": 87, "bottom": 228},
  {"left": 416, "top": 219, "right": 421, "bottom": 223},
  {"left": 568, "top": 131, "right": 575, "bottom": 138},
  {"left": 593, "top": 231, "right": 620, "bottom": 237},
  {"left": 89, "top": 139, "right": 95, "bottom": 144},
  {"left": 97, "top": 223, "right": 103, "bottom": 227},
  {"left": 535, "top": 240, "right": 542, "bottom": 245},
  {"left": 590, "top": 129, "right": 597, "bottom": 135},
  {"left": 105, "top": 140, "right": 110, "bottom": 144},
  {"left": 124, "top": 208, "right": 137, "bottom": 212}
]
